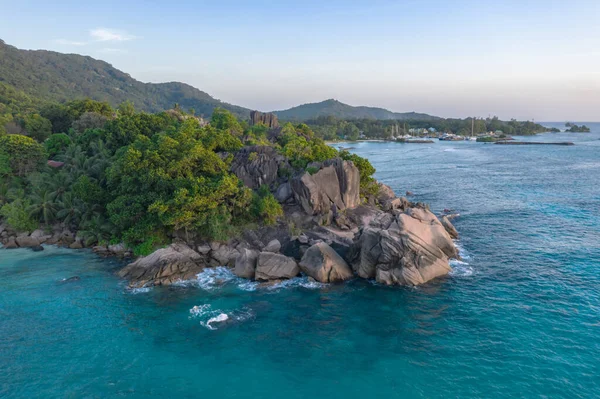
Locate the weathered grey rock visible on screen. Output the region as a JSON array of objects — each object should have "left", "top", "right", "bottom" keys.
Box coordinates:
[
  {"left": 210, "top": 245, "right": 240, "bottom": 267},
  {"left": 250, "top": 111, "right": 279, "bottom": 128},
  {"left": 441, "top": 216, "right": 459, "bottom": 239},
  {"left": 93, "top": 245, "right": 110, "bottom": 255},
  {"left": 291, "top": 158, "right": 360, "bottom": 215},
  {"left": 298, "top": 234, "right": 309, "bottom": 244},
  {"left": 30, "top": 229, "right": 51, "bottom": 243},
  {"left": 230, "top": 146, "right": 286, "bottom": 189},
  {"left": 349, "top": 208, "right": 457, "bottom": 286},
  {"left": 118, "top": 243, "right": 206, "bottom": 288},
  {"left": 275, "top": 182, "right": 293, "bottom": 203},
  {"left": 377, "top": 183, "right": 396, "bottom": 202},
  {"left": 234, "top": 248, "right": 259, "bottom": 279},
  {"left": 382, "top": 197, "right": 410, "bottom": 212},
  {"left": 15, "top": 235, "right": 41, "bottom": 248},
  {"left": 197, "top": 244, "right": 211, "bottom": 255},
  {"left": 263, "top": 239, "right": 281, "bottom": 253},
  {"left": 31, "top": 245, "right": 44, "bottom": 252},
  {"left": 69, "top": 240, "right": 83, "bottom": 249},
  {"left": 4, "top": 237, "right": 18, "bottom": 249},
  {"left": 255, "top": 252, "right": 299, "bottom": 281},
  {"left": 299, "top": 242, "right": 354, "bottom": 283},
  {"left": 108, "top": 243, "right": 127, "bottom": 254}
]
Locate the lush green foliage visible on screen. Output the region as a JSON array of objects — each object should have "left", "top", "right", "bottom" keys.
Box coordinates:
[
  {"left": 251, "top": 186, "right": 283, "bottom": 226},
  {"left": 0, "top": 85, "right": 378, "bottom": 250},
  {"left": 279, "top": 123, "right": 338, "bottom": 168},
  {"left": 565, "top": 123, "right": 590, "bottom": 133},
  {"left": 0, "top": 40, "right": 249, "bottom": 119},
  {"left": 45, "top": 133, "right": 72, "bottom": 158},
  {"left": 0, "top": 134, "right": 46, "bottom": 176},
  {"left": 339, "top": 150, "right": 378, "bottom": 196},
  {"left": 1, "top": 199, "right": 38, "bottom": 232}
]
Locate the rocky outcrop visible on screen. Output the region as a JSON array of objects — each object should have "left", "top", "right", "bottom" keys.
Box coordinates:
[
  {"left": 349, "top": 208, "right": 457, "bottom": 286},
  {"left": 230, "top": 146, "right": 289, "bottom": 189},
  {"left": 118, "top": 243, "right": 206, "bottom": 288},
  {"left": 275, "top": 182, "right": 293, "bottom": 203},
  {"left": 15, "top": 235, "right": 41, "bottom": 248},
  {"left": 234, "top": 248, "right": 259, "bottom": 279},
  {"left": 250, "top": 111, "right": 279, "bottom": 129},
  {"left": 263, "top": 239, "right": 281, "bottom": 253},
  {"left": 255, "top": 252, "right": 299, "bottom": 281},
  {"left": 441, "top": 216, "right": 459, "bottom": 239},
  {"left": 291, "top": 158, "right": 360, "bottom": 215},
  {"left": 299, "top": 242, "right": 353, "bottom": 283}
]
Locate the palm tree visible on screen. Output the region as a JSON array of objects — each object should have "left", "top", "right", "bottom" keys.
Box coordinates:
[
  {"left": 78, "top": 213, "right": 114, "bottom": 246},
  {"left": 56, "top": 192, "right": 84, "bottom": 228},
  {"left": 28, "top": 189, "right": 58, "bottom": 226}
]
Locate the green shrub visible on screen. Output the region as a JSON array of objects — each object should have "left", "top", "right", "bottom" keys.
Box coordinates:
[
  {"left": 251, "top": 185, "right": 283, "bottom": 226},
  {"left": 306, "top": 166, "right": 319, "bottom": 175},
  {"left": 44, "top": 133, "right": 71, "bottom": 158},
  {"left": 0, "top": 134, "right": 46, "bottom": 176},
  {"left": 0, "top": 199, "right": 38, "bottom": 232}
]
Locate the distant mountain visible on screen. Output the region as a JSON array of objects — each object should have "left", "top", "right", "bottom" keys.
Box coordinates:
[
  {"left": 0, "top": 39, "right": 250, "bottom": 118},
  {"left": 273, "top": 99, "right": 439, "bottom": 121}
]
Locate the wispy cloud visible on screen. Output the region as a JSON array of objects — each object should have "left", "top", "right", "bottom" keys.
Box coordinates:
[
  {"left": 54, "top": 39, "right": 87, "bottom": 46},
  {"left": 90, "top": 28, "right": 137, "bottom": 42}
]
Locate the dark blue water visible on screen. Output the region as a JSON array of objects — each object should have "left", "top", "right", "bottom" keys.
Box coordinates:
[{"left": 2, "top": 125, "right": 600, "bottom": 398}]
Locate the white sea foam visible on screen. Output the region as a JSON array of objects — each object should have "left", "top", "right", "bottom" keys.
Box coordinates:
[
  {"left": 450, "top": 241, "right": 474, "bottom": 277},
  {"left": 266, "top": 276, "right": 328, "bottom": 291},
  {"left": 206, "top": 313, "right": 229, "bottom": 329},
  {"left": 129, "top": 286, "right": 152, "bottom": 294},
  {"left": 190, "top": 304, "right": 254, "bottom": 330},
  {"left": 189, "top": 304, "right": 212, "bottom": 317}
]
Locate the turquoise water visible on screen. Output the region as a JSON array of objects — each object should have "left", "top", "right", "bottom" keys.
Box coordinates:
[{"left": 2, "top": 125, "right": 600, "bottom": 398}]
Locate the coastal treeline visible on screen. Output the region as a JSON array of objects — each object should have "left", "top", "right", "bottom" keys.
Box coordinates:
[
  {"left": 305, "top": 115, "right": 554, "bottom": 140},
  {"left": 0, "top": 94, "right": 376, "bottom": 255}
]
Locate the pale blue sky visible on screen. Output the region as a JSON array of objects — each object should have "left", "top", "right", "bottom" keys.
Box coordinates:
[{"left": 1, "top": 0, "right": 599, "bottom": 120}]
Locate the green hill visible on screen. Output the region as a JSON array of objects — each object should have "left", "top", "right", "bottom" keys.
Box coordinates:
[
  {"left": 273, "top": 99, "right": 439, "bottom": 121},
  {"left": 0, "top": 39, "right": 250, "bottom": 118}
]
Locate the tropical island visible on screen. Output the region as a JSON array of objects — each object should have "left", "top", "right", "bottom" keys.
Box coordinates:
[{"left": 565, "top": 123, "right": 591, "bottom": 132}]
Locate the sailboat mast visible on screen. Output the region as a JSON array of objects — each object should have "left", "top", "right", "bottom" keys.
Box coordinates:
[{"left": 471, "top": 117, "right": 474, "bottom": 138}]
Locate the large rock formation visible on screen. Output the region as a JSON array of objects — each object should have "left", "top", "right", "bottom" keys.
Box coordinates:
[
  {"left": 255, "top": 252, "right": 299, "bottom": 281},
  {"left": 299, "top": 242, "right": 353, "bottom": 283},
  {"left": 118, "top": 243, "right": 206, "bottom": 288},
  {"left": 230, "top": 146, "right": 288, "bottom": 189},
  {"left": 234, "top": 248, "right": 259, "bottom": 279},
  {"left": 250, "top": 111, "right": 279, "bottom": 129},
  {"left": 350, "top": 208, "right": 457, "bottom": 286},
  {"left": 291, "top": 158, "right": 360, "bottom": 215}
]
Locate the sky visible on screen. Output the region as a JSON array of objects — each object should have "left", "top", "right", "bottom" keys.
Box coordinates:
[{"left": 1, "top": 0, "right": 599, "bottom": 121}]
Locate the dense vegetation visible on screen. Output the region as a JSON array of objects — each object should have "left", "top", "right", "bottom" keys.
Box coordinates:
[
  {"left": 0, "top": 93, "right": 376, "bottom": 255},
  {"left": 565, "top": 123, "right": 590, "bottom": 133},
  {"left": 304, "top": 115, "right": 555, "bottom": 140},
  {"left": 274, "top": 99, "right": 437, "bottom": 121},
  {"left": 0, "top": 39, "right": 249, "bottom": 118}
]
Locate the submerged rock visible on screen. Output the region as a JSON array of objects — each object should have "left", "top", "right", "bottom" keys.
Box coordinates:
[
  {"left": 299, "top": 242, "right": 353, "bottom": 283},
  {"left": 255, "top": 252, "right": 299, "bottom": 281},
  {"left": 118, "top": 243, "right": 206, "bottom": 288},
  {"left": 350, "top": 207, "right": 457, "bottom": 286}
]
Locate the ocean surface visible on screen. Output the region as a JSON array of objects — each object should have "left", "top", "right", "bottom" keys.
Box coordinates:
[{"left": 2, "top": 124, "right": 600, "bottom": 398}]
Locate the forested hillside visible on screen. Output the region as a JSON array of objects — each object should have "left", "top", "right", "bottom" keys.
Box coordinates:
[{"left": 0, "top": 39, "right": 249, "bottom": 118}]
